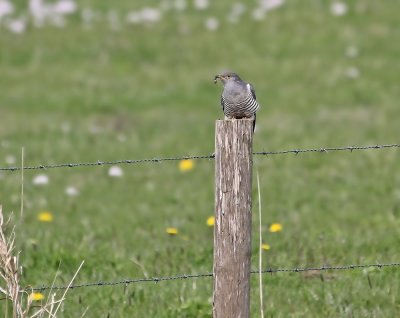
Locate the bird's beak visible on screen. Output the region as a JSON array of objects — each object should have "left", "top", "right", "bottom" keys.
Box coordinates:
[{"left": 214, "top": 74, "right": 222, "bottom": 84}]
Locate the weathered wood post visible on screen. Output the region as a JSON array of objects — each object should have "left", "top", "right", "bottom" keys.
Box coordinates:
[{"left": 213, "top": 119, "right": 254, "bottom": 318}]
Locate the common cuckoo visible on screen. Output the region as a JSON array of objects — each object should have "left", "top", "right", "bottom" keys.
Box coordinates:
[{"left": 214, "top": 72, "right": 260, "bottom": 131}]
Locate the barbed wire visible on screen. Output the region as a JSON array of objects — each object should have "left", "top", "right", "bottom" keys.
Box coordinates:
[
  {"left": 252, "top": 143, "right": 400, "bottom": 156},
  {"left": 28, "top": 262, "right": 400, "bottom": 292},
  {"left": 255, "top": 262, "right": 400, "bottom": 274},
  {"left": 0, "top": 155, "right": 215, "bottom": 172},
  {"left": 1, "top": 143, "right": 399, "bottom": 172}
]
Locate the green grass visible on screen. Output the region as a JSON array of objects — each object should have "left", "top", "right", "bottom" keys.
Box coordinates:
[{"left": 1, "top": 0, "right": 400, "bottom": 316}]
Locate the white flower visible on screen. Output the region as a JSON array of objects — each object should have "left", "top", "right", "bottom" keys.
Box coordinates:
[
  {"left": 65, "top": 186, "right": 79, "bottom": 196},
  {"left": 108, "top": 166, "right": 123, "bottom": 177},
  {"left": 205, "top": 17, "right": 219, "bottom": 31},
  {"left": 29, "top": 0, "right": 47, "bottom": 27},
  {"left": 331, "top": 2, "right": 347, "bottom": 16},
  {"left": 252, "top": 0, "right": 284, "bottom": 21},
  {"left": 28, "top": 0, "right": 70, "bottom": 27},
  {"left": 194, "top": 0, "right": 209, "bottom": 10},
  {"left": 29, "top": 0, "right": 43, "bottom": 15},
  {"left": 127, "top": 8, "right": 162, "bottom": 24},
  {"left": 141, "top": 7, "right": 162, "bottom": 23},
  {"left": 33, "top": 174, "right": 49, "bottom": 186},
  {"left": 6, "top": 18, "right": 26, "bottom": 34},
  {"left": 0, "top": 0, "right": 14, "bottom": 18},
  {"left": 53, "top": 0, "right": 77, "bottom": 15},
  {"left": 259, "top": 0, "right": 285, "bottom": 11}
]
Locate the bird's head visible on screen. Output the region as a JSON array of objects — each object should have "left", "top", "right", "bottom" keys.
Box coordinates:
[{"left": 214, "top": 72, "right": 242, "bottom": 85}]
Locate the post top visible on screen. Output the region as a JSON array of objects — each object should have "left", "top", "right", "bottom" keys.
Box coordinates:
[{"left": 215, "top": 118, "right": 254, "bottom": 123}]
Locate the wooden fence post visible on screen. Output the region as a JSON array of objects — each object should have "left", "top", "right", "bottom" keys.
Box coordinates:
[{"left": 213, "top": 119, "right": 254, "bottom": 318}]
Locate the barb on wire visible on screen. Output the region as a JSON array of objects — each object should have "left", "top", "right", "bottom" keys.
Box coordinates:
[
  {"left": 1, "top": 143, "right": 399, "bottom": 172},
  {"left": 28, "top": 262, "right": 400, "bottom": 292}
]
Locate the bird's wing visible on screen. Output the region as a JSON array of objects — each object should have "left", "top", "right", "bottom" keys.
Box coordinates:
[
  {"left": 247, "top": 83, "right": 257, "bottom": 100},
  {"left": 220, "top": 95, "right": 225, "bottom": 112}
]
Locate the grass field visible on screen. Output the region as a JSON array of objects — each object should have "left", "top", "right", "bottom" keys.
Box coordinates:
[{"left": 1, "top": 0, "right": 400, "bottom": 316}]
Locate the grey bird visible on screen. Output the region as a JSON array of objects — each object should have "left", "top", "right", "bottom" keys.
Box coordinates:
[{"left": 214, "top": 72, "right": 260, "bottom": 131}]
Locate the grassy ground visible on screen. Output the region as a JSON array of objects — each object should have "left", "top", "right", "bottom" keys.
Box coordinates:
[{"left": 1, "top": 0, "right": 400, "bottom": 316}]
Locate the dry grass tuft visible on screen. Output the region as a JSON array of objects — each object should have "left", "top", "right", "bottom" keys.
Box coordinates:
[
  {"left": 0, "top": 206, "right": 84, "bottom": 317},
  {"left": 0, "top": 205, "right": 28, "bottom": 317}
]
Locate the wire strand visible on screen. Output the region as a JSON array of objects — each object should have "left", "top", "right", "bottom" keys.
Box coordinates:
[
  {"left": 1, "top": 143, "right": 399, "bottom": 172},
  {"left": 28, "top": 262, "right": 400, "bottom": 292},
  {"left": 253, "top": 143, "right": 400, "bottom": 156}
]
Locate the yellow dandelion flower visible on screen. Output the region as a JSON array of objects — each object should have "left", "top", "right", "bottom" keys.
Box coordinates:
[
  {"left": 206, "top": 216, "right": 215, "bottom": 227},
  {"left": 261, "top": 243, "right": 271, "bottom": 251},
  {"left": 38, "top": 211, "right": 53, "bottom": 222},
  {"left": 269, "top": 223, "right": 282, "bottom": 233},
  {"left": 179, "top": 159, "right": 194, "bottom": 172},
  {"left": 166, "top": 227, "right": 178, "bottom": 235},
  {"left": 29, "top": 292, "right": 44, "bottom": 301}
]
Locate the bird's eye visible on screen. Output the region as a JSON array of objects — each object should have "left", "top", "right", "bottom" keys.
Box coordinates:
[{"left": 227, "top": 75, "right": 231, "bottom": 78}]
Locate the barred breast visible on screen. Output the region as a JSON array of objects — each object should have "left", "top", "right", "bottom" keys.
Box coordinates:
[{"left": 221, "top": 89, "right": 260, "bottom": 119}]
